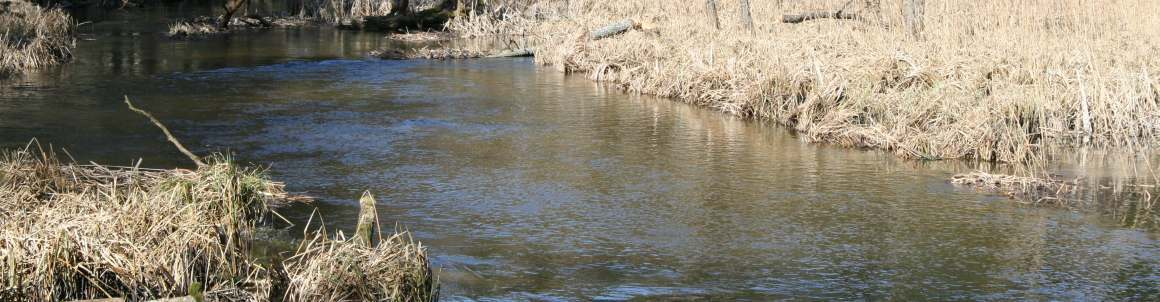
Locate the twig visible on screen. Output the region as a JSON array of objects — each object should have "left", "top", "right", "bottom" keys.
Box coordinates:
[{"left": 123, "top": 96, "right": 207, "bottom": 167}]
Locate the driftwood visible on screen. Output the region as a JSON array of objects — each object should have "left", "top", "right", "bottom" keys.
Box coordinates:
[
  {"left": 124, "top": 96, "right": 207, "bottom": 168},
  {"left": 782, "top": 11, "right": 861, "bottom": 23},
  {"left": 590, "top": 18, "right": 638, "bottom": 40},
  {"left": 360, "top": 8, "right": 452, "bottom": 32},
  {"left": 486, "top": 47, "right": 535, "bottom": 58}
]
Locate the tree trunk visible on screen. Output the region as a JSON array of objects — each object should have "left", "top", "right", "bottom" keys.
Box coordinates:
[
  {"left": 739, "top": 0, "right": 754, "bottom": 32},
  {"left": 904, "top": 0, "right": 924, "bottom": 39},
  {"left": 219, "top": 0, "right": 248, "bottom": 29},
  {"left": 437, "top": 0, "right": 458, "bottom": 11},
  {"left": 705, "top": 0, "right": 719, "bottom": 30},
  {"left": 389, "top": 0, "right": 410, "bottom": 16}
]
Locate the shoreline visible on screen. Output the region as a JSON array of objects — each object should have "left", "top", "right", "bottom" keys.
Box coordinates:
[{"left": 444, "top": 1, "right": 1159, "bottom": 164}]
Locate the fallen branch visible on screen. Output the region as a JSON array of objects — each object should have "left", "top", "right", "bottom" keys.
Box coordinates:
[
  {"left": 486, "top": 47, "right": 535, "bottom": 58},
  {"left": 590, "top": 19, "right": 638, "bottom": 40},
  {"left": 123, "top": 96, "right": 207, "bottom": 167},
  {"left": 782, "top": 11, "right": 861, "bottom": 23}
]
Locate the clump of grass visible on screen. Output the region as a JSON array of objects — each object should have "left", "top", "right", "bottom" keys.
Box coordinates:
[
  {"left": 372, "top": 47, "right": 486, "bottom": 60},
  {"left": 168, "top": 20, "right": 220, "bottom": 37},
  {"left": 0, "top": 140, "right": 439, "bottom": 301},
  {"left": 282, "top": 230, "right": 438, "bottom": 302},
  {"left": 951, "top": 171, "right": 1080, "bottom": 202},
  {"left": 455, "top": 0, "right": 1160, "bottom": 163},
  {"left": 0, "top": 143, "right": 290, "bottom": 301},
  {"left": 0, "top": 0, "right": 75, "bottom": 76}
]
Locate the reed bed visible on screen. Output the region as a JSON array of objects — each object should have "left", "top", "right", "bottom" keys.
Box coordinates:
[
  {"left": 0, "top": 0, "right": 75, "bottom": 76},
  {"left": 168, "top": 20, "right": 220, "bottom": 37},
  {"left": 0, "top": 145, "right": 283, "bottom": 301},
  {"left": 951, "top": 171, "right": 1080, "bottom": 202},
  {"left": 0, "top": 142, "right": 437, "bottom": 301},
  {"left": 453, "top": 0, "right": 1160, "bottom": 163},
  {"left": 283, "top": 230, "right": 437, "bottom": 302}
]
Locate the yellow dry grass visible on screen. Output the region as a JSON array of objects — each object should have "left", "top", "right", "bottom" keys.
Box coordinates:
[
  {"left": 0, "top": 0, "right": 74, "bottom": 76},
  {"left": 0, "top": 145, "right": 284, "bottom": 301},
  {"left": 454, "top": 0, "right": 1160, "bottom": 162},
  {"left": 0, "top": 142, "right": 438, "bottom": 301}
]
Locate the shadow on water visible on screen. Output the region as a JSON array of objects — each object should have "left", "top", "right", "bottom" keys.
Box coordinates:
[{"left": 0, "top": 6, "right": 1157, "bottom": 301}]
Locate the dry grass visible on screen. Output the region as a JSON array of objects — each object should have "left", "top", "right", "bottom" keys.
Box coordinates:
[
  {"left": 168, "top": 16, "right": 315, "bottom": 38},
  {"left": 0, "top": 144, "right": 285, "bottom": 301},
  {"left": 0, "top": 142, "right": 437, "bottom": 301},
  {"left": 168, "top": 20, "right": 220, "bottom": 37},
  {"left": 372, "top": 47, "right": 486, "bottom": 60},
  {"left": 951, "top": 171, "right": 1080, "bottom": 202},
  {"left": 452, "top": 0, "right": 1160, "bottom": 163},
  {"left": 0, "top": 0, "right": 74, "bottom": 76},
  {"left": 283, "top": 229, "right": 437, "bottom": 302}
]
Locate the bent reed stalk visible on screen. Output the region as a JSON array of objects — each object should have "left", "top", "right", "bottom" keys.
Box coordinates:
[
  {"left": 451, "top": 0, "right": 1160, "bottom": 163},
  {"left": 0, "top": 0, "right": 75, "bottom": 76}
]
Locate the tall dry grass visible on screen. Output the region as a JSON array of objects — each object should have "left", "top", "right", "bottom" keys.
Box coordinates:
[
  {"left": 0, "top": 0, "right": 74, "bottom": 76},
  {"left": 0, "top": 142, "right": 438, "bottom": 301},
  {"left": 283, "top": 229, "right": 438, "bottom": 301},
  {"left": 0, "top": 145, "right": 283, "bottom": 301},
  {"left": 455, "top": 0, "right": 1160, "bottom": 163}
]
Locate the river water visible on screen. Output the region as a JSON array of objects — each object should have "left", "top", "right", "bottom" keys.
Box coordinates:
[{"left": 1, "top": 7, "right": 1157, "bottom": 301}]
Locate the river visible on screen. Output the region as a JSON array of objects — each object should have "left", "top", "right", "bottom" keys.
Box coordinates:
[{"left": 0, "top": 6, "right": 1156, "bottom": 301}]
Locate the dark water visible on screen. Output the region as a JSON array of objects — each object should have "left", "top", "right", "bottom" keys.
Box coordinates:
[{"left": 2, "top": 9, "right": 1158, "bottom": 301}]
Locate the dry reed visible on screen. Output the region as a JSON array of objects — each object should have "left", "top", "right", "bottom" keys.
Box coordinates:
[
  {"left": 950, "top": 171, "right": 1080, "bottom": 203},
  {"left": 0, "top": 143, "right": 286, "bottom": 301},
  {"left": 451, "top": 0, "right": 1160, "bottom": 163},
  {"left": 0, "top": 0, "right": 74, "bottom": 76},
  {"left": 282, "top": 229, "right": 437, "bottom": 302},
  {"left": 0, "top": 141, "right": 438, "bottom": 301}
]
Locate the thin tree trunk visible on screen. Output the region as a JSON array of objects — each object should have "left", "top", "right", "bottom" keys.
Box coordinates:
[
  {"left": 739, "top": 0, "right": 754, "bottom": 32},
  {"left": 706, "top": 0, "right": 719, "bottom": 30},
  {"left": 904, "top": 0, "right": 925, "bottom": 39},
  {"left": 219, "top": 0, "right": 248, "bottom": 29},
  {"left": 389, "top": 0, "right": 410, "bottom": 16}
]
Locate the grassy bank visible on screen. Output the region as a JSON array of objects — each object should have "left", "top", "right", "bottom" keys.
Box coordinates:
[
  {"left": 453, "top": 0, "right": 1160, "bottom": 163},
  {"left": 0, "top": 0, "right": 74, "bottom": 76},
  {"left": 0, "top": 144, "right": 436, "bottom": 301}
]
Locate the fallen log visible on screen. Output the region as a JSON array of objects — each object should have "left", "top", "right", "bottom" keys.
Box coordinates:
[
  {"left": 486, "top": 47, "right": 535, "bottom": 58},
  {"left": 782, "top": 11, "right": 861, "bottom": 23},
  {"left": 361, "top": 8, "right": 452, "bottom": 32},
  {"left": 590, "top": 19, "right": 638, "bottom": 40}
]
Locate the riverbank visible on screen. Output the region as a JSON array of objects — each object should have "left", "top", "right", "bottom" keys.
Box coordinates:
[
  {"left": 0, "top": 143, "right": 436, "bottom": 301},
  {"left": 452, "top": 0, "right": 1160, "bottom": 163},
  {"left": 0, "top": 0, "right": 74, "bottom": 76}
]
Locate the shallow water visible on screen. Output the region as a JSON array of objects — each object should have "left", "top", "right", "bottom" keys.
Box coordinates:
[{"left": 1, "top": 9, "right": 1157, "bottom": 301}]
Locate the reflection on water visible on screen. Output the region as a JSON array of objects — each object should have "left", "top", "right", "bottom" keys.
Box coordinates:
[{"left": 1, "top": 11, "right": 1157, "bottom": 301}]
